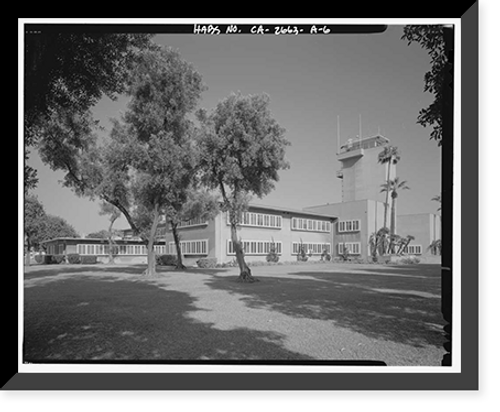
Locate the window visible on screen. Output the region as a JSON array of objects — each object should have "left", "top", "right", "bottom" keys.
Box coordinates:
[
  {"left": 227, "top": 240, "right": 282, "bottom": 256},
  {"left": 177, "top": 217, "right": 209, "bottom": 229},
  {"left": 227, "top": 211, "right": 282, "bottom": 229},
  {"left": 168, "top": 239, "right": 209, "bottom": 256},
  {"left": 338, "top": 220, "right": 361, "bottom": 233},
  {"left": 292, "top": 242, "right": 331, "bottom": 255},
  {"left": 405, "top": 245, "right": 422, "bottom": 255},
  {"left": 337, "top": 242, "right": 361, "bottom": 255},
  {"left": 291, "top": 217, "right": 331, "bottom": 233}
]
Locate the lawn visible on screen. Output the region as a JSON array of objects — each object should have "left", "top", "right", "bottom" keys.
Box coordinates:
[{"left": 23, "top": 263, "right": 447, "bottom": 366}]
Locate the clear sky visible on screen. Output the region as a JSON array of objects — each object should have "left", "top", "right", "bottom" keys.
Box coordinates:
[{"left": 27, "top": 24, "right": 442, "bottom": 235}]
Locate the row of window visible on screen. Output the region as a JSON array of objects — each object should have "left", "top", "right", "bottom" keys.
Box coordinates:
[
  {"left": 227, "top": 240, "right": 283, "bottom": 256},
  {"left": 291, "top": 218, "right": 331, "bottom": 233},
  {"left": 46, "top": 244, "right": 64, "bottom": 255},
  {"left": 338, "top": 220, "right": 361, "bottom": 233},
  {"left": 168, "top": 239, "right": 209, "bottom": 255},
  {"left": 227, "top": 212, "right": 283, "bottom": 229},
  {"left": 70, "top": 240, "right": 422, "bottom": 258},
  {"left": 405, "top": 245, "right": 422, "bottom": 255},
  {"left": 76, "top": 244, "right": 167, "bottom": 256},
  {"left": 177, "top": 217, "right": 209, "bottom": 228},
  {"left": 291, "top": 242, "right": 331, "bottom": 255}
]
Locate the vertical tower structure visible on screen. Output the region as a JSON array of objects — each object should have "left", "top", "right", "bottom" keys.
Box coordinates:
[{"left": 336, "top": 134, "right": 395, "bottom": 203}]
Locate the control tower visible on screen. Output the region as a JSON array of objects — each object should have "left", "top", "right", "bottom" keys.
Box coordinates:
[{"left": 336, "top": 134, "right": 395, "bottom": 203}]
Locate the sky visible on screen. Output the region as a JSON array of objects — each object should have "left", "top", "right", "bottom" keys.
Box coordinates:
[{"left": 26, "top": 24, "right": 442, "bottom": 236}]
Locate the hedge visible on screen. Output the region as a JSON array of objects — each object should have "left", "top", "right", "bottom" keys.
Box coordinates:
[
  {"left": 156, "top": 254, "right": 178, "bottom": 266},
  {"left": 196, "top": 257, "right": 218, "bottom": 268},
  {"left": 67, "top": 253, "right": 82, "bottom": 264},
  {"left": 80, "top": 255, "right": 98, "bottom": 264}
]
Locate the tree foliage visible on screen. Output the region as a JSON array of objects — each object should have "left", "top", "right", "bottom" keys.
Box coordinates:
[
  {"left": 197, "top": 93, "right": 290, "bottom": 281},
  {"left": 401, "top": 25, "right": 451, "bottom": 146},
  {"left": 56, "top": 45, "right": 206, "bottom": 277},
  {"left": 24, "top": 195, "right": 47, "bottom": 252},
  {"left": 24, "top": 31, "right": 154, "bottom": 192}
]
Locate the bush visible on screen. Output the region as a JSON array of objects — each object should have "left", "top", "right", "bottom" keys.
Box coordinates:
[
  {"left": 196, "top": 257, "right": 218, "bottom": 268},
  {"left": 81, "top": 255, "right": 98, "bottom": 265},
  {"left": 399, "top": 256, "right": 421, "bottom": 265},
  {"left": 296, "top": 244, "right": 308, "bottom": 262},
  {"left": 321, "top": 250, "right": 331, "bottom": 261},
  {"left": 34, "top": 254, "right": 45, "bottom": 264},
  {"left": 51, "top": 255, "right": 66, "bottom": 264},
  {"left": 156, "top": 254, "right": 178, "bottom": 266},
  {"left": 67, "top": 253, "right": 81, "bottom": 264},
  {"left": 266, "top": 245, "right": 280, "bottom": 263}
]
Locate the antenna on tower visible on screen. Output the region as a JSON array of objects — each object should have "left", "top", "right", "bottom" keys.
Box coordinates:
[
  {"left": 359, "top": 114, "right": 362, "bottom": 140},
  {"left": 337, "top": 115, "right": 340, "bottom": 154}
]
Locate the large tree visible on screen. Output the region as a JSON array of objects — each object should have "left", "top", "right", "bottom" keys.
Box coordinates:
[
  {"left": 59, "top": 45, "right": 206, "bottom": 277},
  {"left": 401, "top": 25, "right": 452, "bottom": 146},
  {"left": 24, "top": 30, "right": 153, "bottom": 192},
  {"left": 197, "top": 93, "right": 290, "bottom": 282}
]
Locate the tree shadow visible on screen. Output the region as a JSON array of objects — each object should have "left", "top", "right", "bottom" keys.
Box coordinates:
[
  {"left": 23, "top": 275, "right": 313, "bottom": 363},
  {"left": 205, "top": 266, "right": 445, "bottom": 348},
  {"left": 23, "top": 264, "right": 227, "bottom": 280}
]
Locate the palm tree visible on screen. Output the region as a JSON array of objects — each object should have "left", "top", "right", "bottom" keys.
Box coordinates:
[
  {"left": 380, "top": 177, "right": 410, "bottom": 254},
  {"left": 428, "top": 239, "right": 442, "bottom": 255},
  {"left": 397, "top": 234, "right": 415, "bottom": 255},
  {"left": 369, "top": 226, "right": 390, "bottom": 259},
  {"left": 432, "top": 194, "right": 441, "bottom": 212},
  {"left": 378, "top": 145, "right": 401, "bottom": 230}
]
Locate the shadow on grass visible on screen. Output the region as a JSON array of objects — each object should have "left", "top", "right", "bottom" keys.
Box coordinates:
[
  {"left": 205, "top": 265, "right": 445, "bottom": 348},
  {"left": 23, "top": 274, "right": 313, "bottom": 363}
]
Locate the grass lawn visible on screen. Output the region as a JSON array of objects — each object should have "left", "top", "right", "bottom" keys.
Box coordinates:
[{"left": 23, "top": 263, "right": 446, "bottom": 365}]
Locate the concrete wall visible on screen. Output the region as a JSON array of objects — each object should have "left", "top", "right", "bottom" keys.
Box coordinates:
[
  {"left": 338, "top": 145, "right": 395, "bottom": 203},
  {"left": 217, "top": 207, "right": 333, "bottom": 263},
  {"left": 397, "top": 213, "right": 441, "bottom": 256}
]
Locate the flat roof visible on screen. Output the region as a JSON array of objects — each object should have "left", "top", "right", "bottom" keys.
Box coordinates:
[
  {"left": 40, "top": 237, "right": 149, "bottom": 244},
  {"left": 248, "top": 203, "right": 337, "bottom": 219}
]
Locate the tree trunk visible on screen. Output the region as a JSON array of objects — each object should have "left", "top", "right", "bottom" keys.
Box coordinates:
[
  {"left": 383, "top": 156, "right": 392, "bottom": 230},
  {"left": 389, "top": 193, "right": 397, "bottom": 254},
  {"left": 25, "top": 237, "right": 31, "bottom": 267},
  {"left": 143, "top": 205, "right": 161, "bottom": 278},
  {"left": 171, "top": 222, "right": 186, "bottom": 270},
  {"left": 230, "top": 223, "right": 258, "bottom": 283},
  {"left": 107, "top": 220, "right": 116, "bottom": 265}
]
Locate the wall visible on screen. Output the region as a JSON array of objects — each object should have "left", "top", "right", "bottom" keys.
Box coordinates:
[
  {"left": 161, "top": 218, "right": 218, "bottom": 266},
  {"left": 305, "top": 200, "right": 370, "bottom": 258},
  {"left": 217, "top": 207, "right": 333, "bottom": 264},
  {"left": 397, "top": 213, "right": 441, "bottom": 256},
  {"left": 338, "top": 145, "right": 395, "bottom": 203}
]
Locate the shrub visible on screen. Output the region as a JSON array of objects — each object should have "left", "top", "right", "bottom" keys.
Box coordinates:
[
  {"left": 296, "top": 244, "right": 308, "bottom": 262},
  {"left": 219, "top": 259, "right": 238, "bottom": 268},
  {"left": 34, "top": 254, "right": 45, "bottom": 264},
  {"left": 196, "top": 257, "right": 218, "bottom": 268},
  {"left": 321, "top": 249, "right": 331, "bottom": 261},
  {"left": 81, "top": 255, "right": 98, "bottom": 264},
  {"left": 266, "top": 245, "right": 280, "bottom": 263},
  {"left": 399, "top": 256, "right": 421, "bottom": 265},
  {"left": 156, "top": 254, "right": 178, "bottom": 266},
  {"left": 67, "top": 253, "right": 81, "bottom": 264},
  {"left": 51, "top": 254, "right": 66, "bottom": 264}
]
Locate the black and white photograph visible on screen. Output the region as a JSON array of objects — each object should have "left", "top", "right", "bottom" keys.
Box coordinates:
[{"left": 14, "top": 14, "right": 479, "bottom": 394}]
